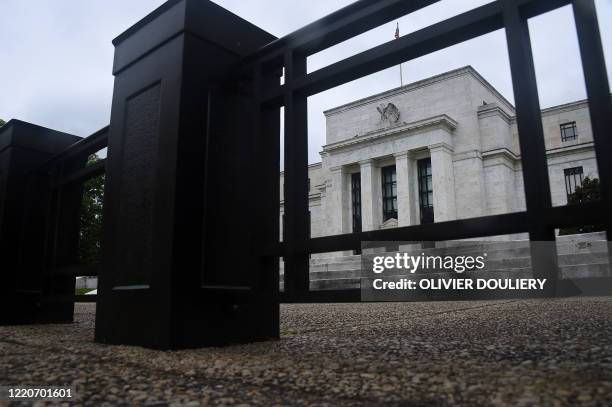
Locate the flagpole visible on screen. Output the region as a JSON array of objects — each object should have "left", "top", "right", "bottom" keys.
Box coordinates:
[{"left": 395, "top": 22, "right": 403, "bottom": 87}]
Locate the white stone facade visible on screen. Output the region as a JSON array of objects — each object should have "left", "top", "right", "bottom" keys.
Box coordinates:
[{"left": 280, "top": 66, "right": 600, "bottom": 245}]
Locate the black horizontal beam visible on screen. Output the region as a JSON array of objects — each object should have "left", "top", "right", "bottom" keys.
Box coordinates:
[
  {"left": 264, "top": 201, "right": 605, "bottom": 256},
  {"left": 243, "top": 0, "right": 440, "bottom": 65},
  {"left": 75, "top": 295, "right": 97, "bottom": 303},
  {"left": 295, "top": 1, "right": 504, "bottom": 99},
  {"left": 259, "top": 0, "right": 571, "bottom": 105},
  {"left": 246, "top": 0, "right": 568, "bottom": 69},
  {"left": 37, "top": 126, "right": 109, "bottom": 173},
  {"left": 48, "top": 264, "right": 100, "bottom": 277},
  {"left": 51, "top": 159, "right": 106, "bottom": 189}
]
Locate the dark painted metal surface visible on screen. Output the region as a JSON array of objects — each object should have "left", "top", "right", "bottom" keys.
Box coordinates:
[
  {"left": 572, "top": 0, "right": 612, "bottom": 241},
  {"left": 0, "top": 120, "right": 82, "bottom": 324},
  {"left": 283, "top": 50, "right": 310, "bottom": 294},
  {"left": 245, "top": 0, "right": 609, "bottom": 302},
  {"left": 95, "top": 0, "right": 278, "bottom": 349},
  {"left": 2, "top": 0, "right": 609, "bottom": 344}
]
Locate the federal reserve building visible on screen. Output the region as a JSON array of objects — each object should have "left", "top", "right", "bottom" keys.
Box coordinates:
[
  {"left": 281, "top": 66, "right": 597, "bottom": 239},
  {"left": 279, "top": 66, "right": 605, "bottom": 289}
]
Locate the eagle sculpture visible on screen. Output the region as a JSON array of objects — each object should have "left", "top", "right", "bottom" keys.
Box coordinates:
[{"left": 377, "top": 103, "right": 400, "bottom": 124}]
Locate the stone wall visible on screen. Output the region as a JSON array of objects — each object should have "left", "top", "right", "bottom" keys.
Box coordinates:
[{"left": 279, "top": 66, "right": 601, "bottom": 243}]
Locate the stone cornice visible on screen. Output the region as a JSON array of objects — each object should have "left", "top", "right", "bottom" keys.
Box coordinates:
[
  {"left": 452, "top": 149, "right": 482, "bottom": 162},
  {"left": 322, "top": 114, "right": 457, "bottom": 153},
  {"left": 323, "top": 66, "right": 515, "bottom": 116},
  {"left": 482, "top": 148, "right": 520, "bottom": 162},
  {"left": 358, "top": 159, "right": 375, "bottom": 166},
  {"left": 540, "top": 99, "right": 589, "bottom": 117},
  {"left": 428, "top": 142, "right": 454, "bottom": 154},
  {"left": 477, "top": 103, "right": 513, "bottom": 124},
  {"left": 482, "top": 142, "right": 595, "bottom": 162},
  {"left": 545, "top": 142, "right": 595, "bottom": 158},
  {"left": 482, "top": 148, "right": 518, "bottom": 170},
  {"left": 393, "top": 150, "right": 412, "bottom": 159}
]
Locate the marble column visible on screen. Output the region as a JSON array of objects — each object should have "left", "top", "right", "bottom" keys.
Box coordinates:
[
  {"left": 360, "top": 159, "right": 382, "bottom": 231},
  {"left": 394, "top": 151, "right": 415, "bottom": 227},
  {"left": 429, "top": 143, "right": 456, "bottom": 222}
]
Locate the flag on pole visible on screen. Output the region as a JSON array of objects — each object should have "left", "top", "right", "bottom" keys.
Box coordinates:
[{"left": 395, "top": 22, "right": 403, "bottom": 87}]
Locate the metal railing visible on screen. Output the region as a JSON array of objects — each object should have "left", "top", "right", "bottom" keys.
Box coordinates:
[
  {"left": 240, "top": 0, "right": 611, "bottom": 302},
  {"left": 29, "top": 126, "right": 109, "bottom": 304},
  {"left": 24, "top": 0, "right": 611, "bottom": 307}
]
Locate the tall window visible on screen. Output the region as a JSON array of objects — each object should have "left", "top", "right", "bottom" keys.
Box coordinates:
[
  {"left": 564, "top": 167, "right": 583, "bottom": 202},
  {"left": 418, "top": 158, "right": 434, "bottom": 224},
  {"left": 351, "top": 173, "right": 362, "bottom": 233},
  {"left": 351, "top": 172, "right": 362, "bottom": 255},
  {"left": 381, "top": 165, "right": 397, "bottom": 221},
  {"left": 560, "top": 121, "right": 577, "bottom": 142}
]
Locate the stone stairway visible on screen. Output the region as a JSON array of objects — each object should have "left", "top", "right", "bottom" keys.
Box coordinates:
[{"left": 279, "top": 233, "right": 611, "bottom": 293}]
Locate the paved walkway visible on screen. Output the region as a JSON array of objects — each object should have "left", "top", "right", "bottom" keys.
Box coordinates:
[{"left": 1, "top": 298, "right": 611, "bottom": 406}]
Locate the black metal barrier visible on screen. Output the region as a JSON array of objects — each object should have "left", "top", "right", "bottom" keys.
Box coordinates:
[
  {"left": 0, "top": 0, "right": 609, "bottom": 348},
  {"left": 39, "top": 127, "right": 108, "bottom": 307},
  {"left": 0, "top": 122, "right": 107, "bottom": 323},
  {"left": 239, "top": 0, "right": 611, "bottom": 302}
]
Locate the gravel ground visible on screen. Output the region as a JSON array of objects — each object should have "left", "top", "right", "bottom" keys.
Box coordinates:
[{"left": 1, "top": 298, "right": 611, "bottom": 406}]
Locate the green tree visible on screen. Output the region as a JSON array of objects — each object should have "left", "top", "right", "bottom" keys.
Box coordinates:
[
  {"left": 0, "top": 119, "right": 6, "bottom": 127},
  {"left": 559, "top": 177, "right": 604, "bottom": 235},
  {"left": 79, "top": 154, "right": 105, "bottom": 264}
]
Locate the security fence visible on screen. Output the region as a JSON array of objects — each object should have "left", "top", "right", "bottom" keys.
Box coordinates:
[{"left": 0, "top": 0, "right": 609, "bottom": 348}]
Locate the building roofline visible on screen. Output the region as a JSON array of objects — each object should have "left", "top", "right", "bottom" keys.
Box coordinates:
[
  {"left": 323, "top": 66, "right": 516, "bottom": 116},
  {"left": 280, "top": 161, "right": 322, "bottom": 176},
  {"left": 540, "top": 98, "right": 589, "bottom": 116}
]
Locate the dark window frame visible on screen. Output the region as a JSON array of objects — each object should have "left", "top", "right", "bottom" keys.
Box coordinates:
[
  {"left": 560, "top": 121, "right": 578, "bottom": 142},
  {"left": 564, "top": 166, "right": 584, "bottom": 202},
  {"left": 418, "top": 158, "right": 434, "bottom": 224},
  {"left": 351, "top": 172, "right": 362, "bottom": 233},
  {"left": 351, "top": 172, "right": 362, "bottom": 254},
  {"left": 381, "top": 165, "right": 397, "bottom": 222}
]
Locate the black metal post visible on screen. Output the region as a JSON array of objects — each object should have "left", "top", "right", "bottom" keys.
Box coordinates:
[
  {"left": 0, "top": 120, "right": 80, "bottom": 324},
  {"left": 252, "top": 61, "right": 283, "bottom": 336},
  {"left": 95, "top": 0, "right": 278, "bottom": 349},
  {"left": 283, "top": 50, "right": 310, "bottom": 296},
  {"left": 572, "top": 0, "right": 612, "bottom": 246},
  {"left": 502, "top": 0, "right": 559, "bottom": 296}
]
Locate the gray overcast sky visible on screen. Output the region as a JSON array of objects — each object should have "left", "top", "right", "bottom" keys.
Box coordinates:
[{"left": 0, "top": 0, "right": 610, "bottom": 165}]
